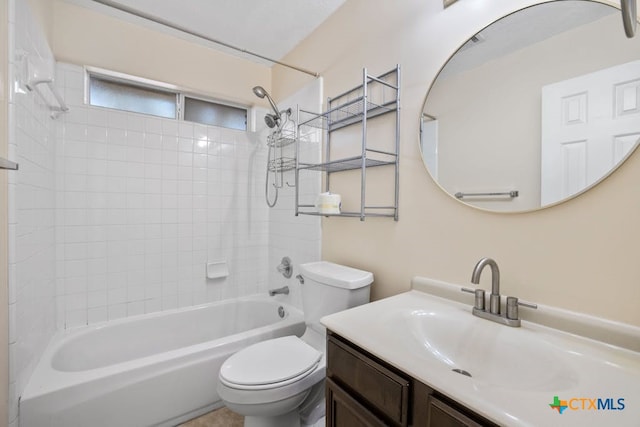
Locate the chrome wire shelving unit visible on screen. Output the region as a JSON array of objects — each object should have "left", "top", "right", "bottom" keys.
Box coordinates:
[
  {"left": 295, "top": 65, "right": 400, "bottom": 221},
  {"left": 299, "top": 98, "right": 398, "bottom": 131}
]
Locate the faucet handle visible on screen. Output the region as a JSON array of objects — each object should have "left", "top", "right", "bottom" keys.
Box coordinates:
[
  {"left": 517, "top": 299, "right": 538, "bottom": 310},
  {"left": 506, "top": 296, "right": 538, "bottom": 320},
  {"left": 462, "top": 287, "right": 485, "bottom": 311},
  {"left": 276, "top": 256, "right": 293, "bottom": 278}
]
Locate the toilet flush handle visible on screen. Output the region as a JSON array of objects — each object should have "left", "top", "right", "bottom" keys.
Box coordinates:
[{"left": 296, "top": 274, "right": 304, "bottom": 284}]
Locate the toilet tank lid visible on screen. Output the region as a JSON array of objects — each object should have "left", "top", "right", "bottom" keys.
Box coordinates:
[{"left": 299, "top": 261, "right": 373, "bottom": 289}]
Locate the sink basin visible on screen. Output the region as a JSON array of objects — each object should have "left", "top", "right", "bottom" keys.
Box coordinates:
[
  {"left": 322, "top": 282, "right": 640, "bottom": 427},
  {"left": 399, "top": 306, "right": 579, "bottom": 391}
]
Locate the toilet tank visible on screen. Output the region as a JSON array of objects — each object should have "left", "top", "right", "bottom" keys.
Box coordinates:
[{"left": 299, "top": 261, "right": 373, "bottom": 332}]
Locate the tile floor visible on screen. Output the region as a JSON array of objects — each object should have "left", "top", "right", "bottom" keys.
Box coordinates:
[
  {"left": 180, "top": 407, "right": 326, "bottom": 426},
  {"left": 180, "top": 407, "right": 243, "bottom": 427}
]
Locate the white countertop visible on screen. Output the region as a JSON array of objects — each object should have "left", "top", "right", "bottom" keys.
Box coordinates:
[{"left": 321, "top": 277, "right": 640, "bottom": 427}]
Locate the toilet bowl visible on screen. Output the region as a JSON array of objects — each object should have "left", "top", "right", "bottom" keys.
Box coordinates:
[
  {"left": 218, "top": 333, "right": 325, "bottom": 427},
  {"left": 217, "top": 261, "right": 373, "bottom": 427}
]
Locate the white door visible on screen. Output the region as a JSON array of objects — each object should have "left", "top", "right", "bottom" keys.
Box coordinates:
[{"left": 541, "top": 60, "right": 640, "bottom": 205}]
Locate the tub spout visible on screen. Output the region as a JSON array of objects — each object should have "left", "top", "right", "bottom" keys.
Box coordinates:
[{"left": 268, "top": 286, "right": 290, "bottom": 296}]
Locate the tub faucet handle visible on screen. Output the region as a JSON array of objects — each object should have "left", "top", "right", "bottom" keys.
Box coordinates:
[{"left": 277, "top": 257, "right": 293, "bottom": 278}]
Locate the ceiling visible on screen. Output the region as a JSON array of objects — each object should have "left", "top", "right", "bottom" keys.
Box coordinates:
[
  {"left": 62, "top": 0, "right": 348, "bottom": 66},
  {"left": 441, "top": 1, "right": 617, "bottom": 78}
]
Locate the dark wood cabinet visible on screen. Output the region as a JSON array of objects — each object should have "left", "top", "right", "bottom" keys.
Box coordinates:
[
  {"left": 327, "top": 334, "right": 410, "bottom": 425},
  {"left": 326, "top": 331, "right": 498, "bottom": 427},
  {"left": 426, "top": 396, "right": 485, "bottom": 427},
  {"left": 326, "top": 378, "right": 387, "bottom": 427}
]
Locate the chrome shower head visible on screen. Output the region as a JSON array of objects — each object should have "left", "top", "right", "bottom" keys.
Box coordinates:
[
  {"left": 252, "top": 85, "right": 281, "bottom": 120},
  {"left": 252, "top": 86, "right": 267, "bottom": 98},
  {"left": 264, "top": 113, "right": 278, "bottom": 129}
]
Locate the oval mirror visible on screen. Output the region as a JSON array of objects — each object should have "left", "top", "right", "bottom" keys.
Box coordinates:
[{"left": 420, "top": 0, "right": 640, "bottom": 212}]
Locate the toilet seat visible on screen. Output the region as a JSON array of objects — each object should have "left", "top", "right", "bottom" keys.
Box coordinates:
[{"left": 219, "top": 336, "right": 322, "bottom": 390}]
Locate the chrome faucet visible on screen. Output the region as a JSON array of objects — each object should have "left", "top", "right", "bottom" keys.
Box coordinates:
[
  {"left": 471, "top": 257, "right": 501, "bottom": 315},
  {"left": 268, "top": 286, "right": 289, "bottom": 296},
  {"left": 463, "top": 257, "right": 537, "bottom": 327}
]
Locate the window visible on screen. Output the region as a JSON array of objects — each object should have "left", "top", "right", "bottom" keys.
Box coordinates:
[
  {"left": 89, "top": 75, "right": 177, "bottom": 119},
  {"left": 184, "top": 97, "right": 247, "bottom": 130},
  {"left": 87, "top": 68, "right": 248, "bottom": 130}
]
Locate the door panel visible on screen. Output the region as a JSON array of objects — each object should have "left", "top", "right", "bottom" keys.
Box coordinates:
[{"left": 542, "top": 60, "right": 640, "bottom": 205}]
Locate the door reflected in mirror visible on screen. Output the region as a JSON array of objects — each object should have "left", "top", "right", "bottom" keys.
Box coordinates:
[{"left": 420, "top": 0, "right": 640, "bottom": 212}]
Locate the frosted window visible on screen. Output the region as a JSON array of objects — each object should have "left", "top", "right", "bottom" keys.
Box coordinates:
[
  {"left": 89, "top": 77, "right": 177, "bottom": 119},
  {"left": 184, "top": 97, "right": 247, "bottom": 130}
]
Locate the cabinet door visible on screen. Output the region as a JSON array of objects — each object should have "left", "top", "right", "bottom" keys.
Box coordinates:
[
  {"left": 427, "top": 396, "right": 485, "bottom": 427},
  {"left": 326, "top": 378, "right": 387, "bottom": 427},
  {"left": 327, "top": 336, "right": 410, "bottom": 425}
]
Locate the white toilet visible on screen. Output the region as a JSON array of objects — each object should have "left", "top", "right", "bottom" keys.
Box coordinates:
[{"left": 217, "top": 261, "right": 373, "bottom": 427}]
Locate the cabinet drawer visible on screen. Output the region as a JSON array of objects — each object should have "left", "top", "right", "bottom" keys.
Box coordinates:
[
  {"left": 327, "top": 336, "right": 410, "bottom": 426},
  {"left": 427, "top": 396, "right": 485, "bottom": 427},
  {"left": 326, "top": 378, "right": 387, "bottom": 427}
]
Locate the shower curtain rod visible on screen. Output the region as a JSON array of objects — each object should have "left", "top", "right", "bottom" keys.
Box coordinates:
[{"left": 90, "top": 0, "right": 320, "bottom": 78}]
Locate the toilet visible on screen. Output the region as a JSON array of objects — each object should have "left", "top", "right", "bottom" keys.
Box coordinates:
[{"left": 217, "top": 261, "right": 373, "bottom": 427}]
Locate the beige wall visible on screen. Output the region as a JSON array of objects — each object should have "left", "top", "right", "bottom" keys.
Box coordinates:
[
  {"left": 26, "top": 0, "right": 54, "bottom": 42},
  {"left": 274, "top": 0, "right": 640, "bottom": 327},
  {"left": 52, "top": 0, "right": 271, "bottom": 107}
]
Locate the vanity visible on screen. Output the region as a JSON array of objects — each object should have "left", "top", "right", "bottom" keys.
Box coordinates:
[
  {"left": 326, "top": 330, "right": 497, "bottom": 426},
  {"left": 321, "top": 277, "right": 640, "bottom": 427}
]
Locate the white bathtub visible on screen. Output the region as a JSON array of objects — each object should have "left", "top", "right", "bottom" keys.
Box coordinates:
[{"left": 20, "top": 295, "right": 306, "bottom": 427}]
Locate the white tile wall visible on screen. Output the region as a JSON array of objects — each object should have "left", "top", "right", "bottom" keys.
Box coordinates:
[
  {"left": 8, "top": 1, "right": 59, "bottom": 425},
  {"left": 55, "top": 63, "right": 320, "bottom": 326},
  {"left": 8, "top": 5, "right": 321, "bottom": 427},
  {"left": 267, "top": 80, "right": 323, "bottom": 309}
]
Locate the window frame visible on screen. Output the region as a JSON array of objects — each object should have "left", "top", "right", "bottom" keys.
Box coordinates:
[{"left": 84, "top": 66, "right": 250, "bottom": 130}]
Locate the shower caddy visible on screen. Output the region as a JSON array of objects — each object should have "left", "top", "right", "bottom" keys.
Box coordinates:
[
  {"left": 267, "top": 123, "right": 297, "bottom": 174},
  {"left": 294, "top": 65, "right": 400, "bottom": 221}
]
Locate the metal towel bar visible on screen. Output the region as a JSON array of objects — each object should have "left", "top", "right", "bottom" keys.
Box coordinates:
[{"left": 455, "top": 191, "right": 519, "bottom": 199}]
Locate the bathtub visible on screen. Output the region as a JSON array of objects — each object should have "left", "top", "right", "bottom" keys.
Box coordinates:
[{"left": 20, "top": 295, "right": 306, "bottom": 427}]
